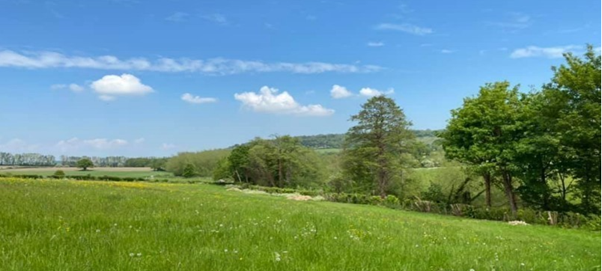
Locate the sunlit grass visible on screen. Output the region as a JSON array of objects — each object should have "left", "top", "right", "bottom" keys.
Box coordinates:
[{"left": 0, "top": 177, "right": 599, "bottom": 270}]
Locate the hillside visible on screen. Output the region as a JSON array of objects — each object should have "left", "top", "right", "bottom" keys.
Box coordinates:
[
  {"left": 295, "top": 129, "right": 443, "bottom": 149},
  {"left": 1, "top": 177, "right": 598, "bottom": 270}
]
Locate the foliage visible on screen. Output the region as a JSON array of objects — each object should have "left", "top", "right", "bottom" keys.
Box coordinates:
[
  {"left": 0, "top": 152, "right": 55, "bottom": 166},
  {"left": 76, "top": 158, "right": 94, "bottom": 171},
  {"left": 342, "top": 96, "right": 415, "bottom": 198},
  {"left": 218, "top": 136, "right": 326, "bottom": 189},
  {"left": 182, "top": 164, "right": 197, "bottom": 178},
  {"left": 166, "top": 149, "right": 230, "bottom": 177},
  {"left": 53, "top": 170, "right": 66, "bottom": 178},
  {"left": 542, "top": 46, "right": 601, "bottom": 213},
  {"left": 124, "top": 157, "right": 169, "bottom": 171},
  {"left": 61, "top": 156, "right": 128, "bottom": 167}
]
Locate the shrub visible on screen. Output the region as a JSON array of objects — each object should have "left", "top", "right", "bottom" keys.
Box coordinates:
[
  {"left": 53, "top": 170, "right": 66, "bottom": 178},
  {"left": 384, "top": 195, "right": 400, "bottom": 206},
  {"left": 369, "top": 196, "right": 383, "bottom": 205},
  {"left": 182, "top": 164, "right": 197, "bottom": 178}
]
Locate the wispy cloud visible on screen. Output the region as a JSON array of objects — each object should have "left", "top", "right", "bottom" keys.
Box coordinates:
[
  {"left": 161, "top": 143, "right": 176, "bottom": 150},
  {"left": 0, "top": 50, "right": 383, "bottom": 75},
  {"left": 0, "top": 138, "right": 38, "bottom": 153},
  {"left": 181, "top": 93, "right": 217, "bottom": 104},
  {"left": 375, "top": 23, "right": 432, "bottom": 35},
  {"left": 234, "top": 86, "right": 334, "bottom": 117},
  {"left": 510, "top": 45, "right": 582, "bottom": 58},
  {"left": 367, "top": 41, "right": 385, "bottom": 47},
  {"left": 489, "top": 12, "right": 532, "bottom": 30},
  {"left": 440, "top": 49, "right": 454, "bottom": 54},
  {"left": 165, "top": 12, "right": 189, "bottom": 22},
  {"left": 51, "top": 83, "right": 84, "bottom": 92},
  {"left": 55, "top": 137, "right": 128, "bottom": 152},
  {"left": 200, "top": 13, "right": 228, "bottom": 25}
]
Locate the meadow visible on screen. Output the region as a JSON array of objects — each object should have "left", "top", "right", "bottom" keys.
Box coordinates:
[
  {"left": 0, "top": 177, "right": 599, "bottom": 270},
  {"left": 0, "top": 167, "right": 173, "bottom": 178}
]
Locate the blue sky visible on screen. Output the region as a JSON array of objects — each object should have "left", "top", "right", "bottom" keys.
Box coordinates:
[{"left": 0, "top": 0, "right": 599, "bottom": 157}]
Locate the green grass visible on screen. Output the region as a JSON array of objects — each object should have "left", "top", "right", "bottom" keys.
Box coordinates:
[
  {"left": 0, "top": 177, "right": 599, "bottom": 270},
  {"left": 0, "top": 168, "right": 174, "bottom": 178}
]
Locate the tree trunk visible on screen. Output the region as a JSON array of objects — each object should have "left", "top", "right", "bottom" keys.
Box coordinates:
[
  {"left": 501, "top": 171, "right": 518, "bottom": 218},
  {"left": 558, "top": 172, "right": 568, "bottom": 208},
  {"left": 540, "top": 166, "right": 549, "bottom": 210},
  {"left": 378, "top": 171, "right": 387, "bottom": 199},
  {"left": 483, "top": 173, "right": 492, "bottom": 208},
  {"left": 277, "top": 158, "right": 283, "bottom": 188}
]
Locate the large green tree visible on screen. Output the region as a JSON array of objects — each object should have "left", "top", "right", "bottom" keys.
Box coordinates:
[
  {"left": 76, "top": 158, "right": 94, "bottom": 171},
  {"left": 342, "top": 96, "right": 414, "bottom": 198},
  {"left": 541, "top": 46, "right": 601, "bottom": 213},
  {"left": 440, "top": 82, "right": 523, "bottom": 215}
]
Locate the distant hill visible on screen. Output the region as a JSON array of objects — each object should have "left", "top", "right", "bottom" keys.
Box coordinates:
[{"left": 295, "top": 129, "right": 443, "bottom": 149}]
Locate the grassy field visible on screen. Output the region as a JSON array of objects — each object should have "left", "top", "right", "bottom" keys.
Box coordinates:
[
  {"left": 0, "top": 177, "right": 599, "bottom": 270},
  {"left": 0, "top": 167, "right": 174, "bottom": 179}
]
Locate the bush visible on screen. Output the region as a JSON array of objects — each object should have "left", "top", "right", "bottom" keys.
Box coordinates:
[
  {"left": 53, "top": 170, "right": 66, "bottom": 178},
  {"left": 182, "top": 164, "right": 197, "bottom": 178},
  {"left": 384, "top": 195, "right": 400, "bottom": 206},
  {"left": 369, "top": 196, "right": 383, "bottom": 205}
]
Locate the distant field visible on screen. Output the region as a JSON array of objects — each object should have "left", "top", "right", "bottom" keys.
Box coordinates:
[
  {"left": 0, "top": 167, "right": 173, "bottom": 178},
  {"left": 0, "top": 177, "right": 598, "bottom": 270}
]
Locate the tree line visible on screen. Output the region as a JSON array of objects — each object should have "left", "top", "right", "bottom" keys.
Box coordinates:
[
  {"left": 208, "top": 46, "right": 600, "bottom": 218},
  {"left": 0, "top": 152, "right": 55, "bottom": 166},
  {"left": 440, "top": 46, "right": 600, "bottom": 215}
]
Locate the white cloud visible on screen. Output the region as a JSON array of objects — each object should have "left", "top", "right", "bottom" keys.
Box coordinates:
[
  {"left": 359, "top": 87, "right": 394, "bottom": 97},
  {"left": 50, "top": 83, "right": 84, "bottom": 92},
  {"left": 0, "top": 50, "right": 382, "bottom": 75},
  {"left": 181, "top": 93, "right": 217, "bottom": 104},
  {"left": 134, "top": 138, "right": 145, "bottom": 144},
  {"left": 55, "top": 137, "right": 128, "bottom": 152},
  {"left": 440, "top": 49, "right": 454, "bottom": 54},
  {"left": 510, "top": 45, "right": 582, "bottom": 58},
  {"left": 375, "top": 23, "right": 432, "bottom": 35},
  {"left": 200, "top": 13, "right": 227, "bottom": 24},
  {"left": 165, "top": 12, "right": 189, "bottom": 22},
  {"left": 90, "top": 74, "right": 153, "bottom": 101},
  {"left": 330, "top": 85, "right": 353, "bottom": 99},
  {"left": 0, "top": 138, "right": 38, "bottom": 152},
  {"left": 161, "top": 143, "right": 176, "bottom": 150},
  {"left": 234, "top": 86, "right": 334, "bottom": 116},
  {"left": 367, "top": 41, "right": 385, "bottom": 47}
]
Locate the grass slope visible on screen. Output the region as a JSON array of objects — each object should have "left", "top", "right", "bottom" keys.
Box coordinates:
[{"left": 0, "top": 178, "right": 599, "bottom": 270}]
